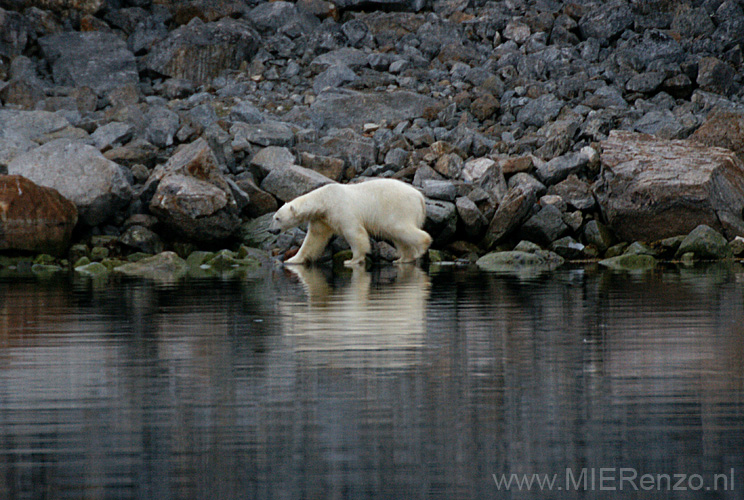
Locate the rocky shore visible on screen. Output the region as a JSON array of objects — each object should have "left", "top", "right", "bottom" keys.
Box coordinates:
[{"left": 3, "top": 0, "right": 744, "bottom": 276}]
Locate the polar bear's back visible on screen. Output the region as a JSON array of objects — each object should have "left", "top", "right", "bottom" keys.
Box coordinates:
[{"left": 314, "top": 178, "right": 426, "bottom": 234}]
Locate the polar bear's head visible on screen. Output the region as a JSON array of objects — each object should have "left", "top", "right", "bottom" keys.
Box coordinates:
[{"left": 270, "top": 202, "right": 300, "bottom": 233}]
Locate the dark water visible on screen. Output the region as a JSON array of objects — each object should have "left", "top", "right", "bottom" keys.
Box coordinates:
[{"left": 0, "top": 263, "right": 743, "bottom": 500}]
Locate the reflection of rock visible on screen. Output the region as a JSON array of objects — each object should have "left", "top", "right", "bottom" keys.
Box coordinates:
[{"left": 281, "top": 265, "right": 430, "bottom": 367}]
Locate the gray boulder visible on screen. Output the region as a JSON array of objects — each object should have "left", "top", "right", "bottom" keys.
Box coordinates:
[
  {"left": 425, "top": 199, "right": 457, "bottom": 245},
  {"left": 260, "top": 165, "right": 335, "bottom": 202},
  {"left": 548, "top": 175, "right": 595, "bottom": 211},
  {"left": 144, "top": 106, "right": 180, "bottom": 148},
  {"left": 455, "top": 196, "right": 487, "bottom": 239},
  {"left": 516, "top": 94, "right": 564, "bottom": 128},
  {"left": 422, "top": 180, "right": 457, "bottom": 201},
  {"left": 0, "top": 109, "right": 72, "bottom": 168},
  {"left": 310, "top": 90, "right": 438, "bottom": 129},
  {"left": 520, "top": 204, "right": 568, "bottom": 246},
  {"left": 250, "top": 146, "right": 295, "bottom": 179},
  {"left": 312, "top": 48, "right": 369, "bottom": 69},
  {"left": 483, "top": 180, "right": 538, "bottom": 248},
  {"left": 142, "top": 17, "right": 260, "bottom": 85},
  {"left": 7, "top": 139, "right": 133, "bottom": 226},
  {"left": 146, "top": 138, "right": 242, "bottom": 241},
  {"left": 38, "top": 31, "right": 138, "bottom": 95},
  {"left": 247, "top": 1, "right": 319, "bottom": 35},
  {"left": 632, "top": 110, "right": 686, "bottom": 140},
  {"left": 231, "top": 121, "right": 295, "bottom": 150},
  {"left": 313, "top": 64, "right": 358, "bottom": 94},
  {"left": 578, "top": 0, "right": 633, "bottom": 43},
  {"left": 535, "top": 152, "right": 589, "bottom": 186},
  {"left": 675, "top": 225, "right": 732, "bottom": 260},
  {"left": 593, "top": 131, "right": 744, "bottom": 242}
]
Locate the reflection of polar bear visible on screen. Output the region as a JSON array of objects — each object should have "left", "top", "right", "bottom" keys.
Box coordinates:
[
  {"left": 270, "top": 179, "right": 432, "bottom": 266},
  {"left": 281, "top": 265, "right": 431, "bottom": 368}
]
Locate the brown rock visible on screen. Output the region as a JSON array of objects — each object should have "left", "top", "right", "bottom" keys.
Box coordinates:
[
  {"left": 0, "top": 175, "right": 78, "bottom": 255},
  {"left": 691, "top": 109, "right": 744, "bottom": 159},
  {"left": 145, "top": 138, "right": 241, "bottom": 241},
  {"left": 235, "top": 177, "right": 278, "bottom": 218},
  {"left": 594, "top": 130, "right": 744, "bottom": 242},
  {"left": 299, "top": 152, "right": 345, "bottom": 181}
]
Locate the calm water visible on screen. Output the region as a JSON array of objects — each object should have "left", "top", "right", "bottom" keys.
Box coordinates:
[{"left": 0, "top": 263, "right": 743, "bottom": 500}]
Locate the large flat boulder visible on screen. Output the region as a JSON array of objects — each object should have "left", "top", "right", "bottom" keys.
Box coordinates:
[
  {"left": 309, "top": 90, "right": 438, "bottom": 129},
  {"left": 38, "top": 31, "right": 138, "bottom": 95},
  {"left": 0, "top": 175, "right": 78, "bottom": 255},
  {"left": 145, "top": 138, "right": 242, "bottom": 241},
  {"left": 7, "top": 139, "right": 133, "bottom": 226},
  {"left": 142, "top": 17, "right": 259, "bottom": 85},
  {"left": 593, "top": 131, "right": 744, "bottom": 242}
]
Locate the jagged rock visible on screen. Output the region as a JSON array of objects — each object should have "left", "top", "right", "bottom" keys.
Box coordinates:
[
  {"left": 231, "top": 121, "right": 295, "bottom": 150},
  {"left": 249, "top": 146, "right": 295, "bottom": 179},
  {"left": 548, "top": 175, "right": 595, "bottom": 211},
  {"left": 330, "top": 0, "right": 427, "bottom": 13},
  {"left": 425, "top": 199, "right": 457, "bottom": 245},
  {"left": 455, "top": 196, "right": 487, "bottom": 239},
  {"left": 422, "top": 180, "right": 457, "bottom": 201},
  {"left": 7, "top": 139, "right": 132, "bottom": 226},
  {"left": 0, "top": 175, "right": 78, "bottom": 255},
  {"left": 675, "top": 224, "right": 732, "bottom": 260},
  {"left": 578, "top": 0, "right": 633, "bottom": 43},
  {"left": 300, "top": 152, "right": 345, "bottom": 181},
  {"left": 234, "top": 176, "right": 278, "bottom": 217},
  {"left": 247, "top": 0, "right": 319, "bottom": 35},
  {"left": 38, "top": 31, "right": 138, "bottom": 95},
  {"left": 520, "top": 204, "right": 568, "bottom": 246},
  {"left": 516, "top": 94, "right": 564, "bottom": 128},
  {"left": 550, "top": 236, "right": 586, "bottom": 260},
  {"left": 142, "top": 17, "right": 260, "bottom": 85},
  {"left": 632, "top": 110, "right": 686, "bottom": 140},
  {"left": 313, "top": 64, "right": 358, "bottom": 94},
  {"left": 320, "top": 128, "right": 376, "bottom": 172},
  {"left": 91, "top": 122, "right": 134, "bottom": 152},
  {"left": 534, "top": 152, "right": 589, "bottom": 186},
  {"left": 483, "top": 180, "right": 538, "bottom": 248},
  {"left": 311, "top": 47, "right": 369, "bottom": 69},
  {"left": 593, "top": 131, "right": 744, "bottom": 242},
  {"left": 697, "top": 57, "right": 737, "bottom": 96},
  {"left": 309, "top": 90, "right": 438, "bottom": 129},
  {"left": 144, "top": 106, "right": 180, "bottom": 148},
  {"left": 691, "top": 109, "right": 744, "bottom": 159},
  {"left": 145, "top": 138, "right": 241, "bottom": 241},
  {"left": 583, "top": 220, "right": 614, "bottom": 253},
  {"left": 119, "top": 225, "right": 164, "bottom": 254},
  {"left": 260, "top": 165, "right": 335, "bottom": 202}
]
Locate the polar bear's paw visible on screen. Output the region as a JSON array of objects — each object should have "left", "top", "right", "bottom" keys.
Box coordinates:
[{"left": 344, "top": 257, "right": 366, "bottom": 267}]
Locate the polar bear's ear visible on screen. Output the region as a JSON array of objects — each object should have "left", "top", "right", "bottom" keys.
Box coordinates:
[{"left": 289, "top": 205, "right": 297, "bottom": 215}]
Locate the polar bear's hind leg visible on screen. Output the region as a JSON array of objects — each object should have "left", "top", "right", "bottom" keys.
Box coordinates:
[{"left": 342, "top": 225, "right": 371, "bottom": 266}]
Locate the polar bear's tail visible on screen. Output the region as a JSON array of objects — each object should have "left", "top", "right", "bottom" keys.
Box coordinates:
[{"left": 416, "top": 191, "right": 427, "bottom": 228}]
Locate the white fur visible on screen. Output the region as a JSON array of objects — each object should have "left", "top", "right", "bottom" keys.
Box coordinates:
[{"left": 271, "top": 178, "right": 432, "bottom": 266}]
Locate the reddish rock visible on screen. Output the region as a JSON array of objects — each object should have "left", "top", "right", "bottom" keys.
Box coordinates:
[
  {"left": 594, "top": 131, "right": 744, "bottom": 242},
  {"left": 0, "top": 175, "right": 78, "bottom": 255}
]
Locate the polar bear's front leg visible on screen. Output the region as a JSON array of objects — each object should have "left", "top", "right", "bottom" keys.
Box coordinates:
[
  {"left": 285, "top": 220, "right": 334, "bottom": 265},
  {"left": 342, "top": 225, "right": 371, "bottom": 266}
]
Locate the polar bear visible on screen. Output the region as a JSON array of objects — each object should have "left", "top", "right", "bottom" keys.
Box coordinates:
[{"left": 270, "top": 178, "right": 432, "bottom": 266}]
